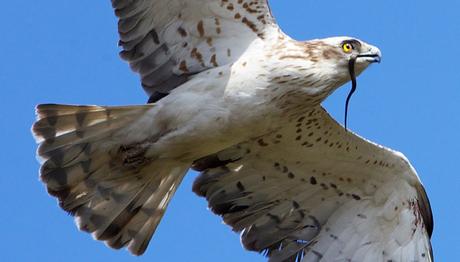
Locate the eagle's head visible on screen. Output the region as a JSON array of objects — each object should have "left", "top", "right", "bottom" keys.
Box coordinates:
[
  {"left": 311, "top": 36, "right": 382, "bottom": 128},
  {"left": 321, "top": 36, "right": 381, "bottom": 74},
  {"left": 281, "top": 36, "right": 381, "bottom": 127},
  {"left": 269, "top": 36, "right": 381, "bottom": 125},
  {"left": 303, "top": 36, "right": 382, "bottom": 87},
  {"left": 276, "top": 36, "right": 380, "bottom": 97},
  {"left": 278, "top": 36, "right": 381, "bottom": 92}
]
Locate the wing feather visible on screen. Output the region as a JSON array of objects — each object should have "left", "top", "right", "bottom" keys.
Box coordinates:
[
  {"left": 193, "top": 106, "right": 433, "bottom": 262},
  {"left": 111, "top": 0, "right": 279, "bottom": 101}
]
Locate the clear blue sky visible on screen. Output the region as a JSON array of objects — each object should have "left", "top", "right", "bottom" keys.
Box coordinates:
[{"left": 1, "top": 1, "right": 458, "bottom": 261}]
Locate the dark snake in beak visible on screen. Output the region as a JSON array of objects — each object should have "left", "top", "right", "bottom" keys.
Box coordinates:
[{"left": 344, "top": 56, "right": 357, "bottom": 131}]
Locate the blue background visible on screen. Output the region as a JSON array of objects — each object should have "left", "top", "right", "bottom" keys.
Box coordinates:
[{"left": 1, "top": 1, "right": 458, "bottom": 261}]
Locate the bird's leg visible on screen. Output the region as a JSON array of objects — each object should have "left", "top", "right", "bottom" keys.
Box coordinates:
[
  {"left": 116, "top": 143, "right": 151, "bottom": 168},
  {"left": 345, "top": 56, "right": 358, "bottom": 131}
]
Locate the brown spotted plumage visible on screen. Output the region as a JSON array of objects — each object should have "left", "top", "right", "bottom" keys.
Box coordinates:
[
  {"left": 192, "top": 107, "right": 433, "bottom": 262},
  {"left": 32, "top": 0, "right": 432, "bottom": 261},
  {"left": 114, "top": 0, "right": 276, "bottom": 102}
]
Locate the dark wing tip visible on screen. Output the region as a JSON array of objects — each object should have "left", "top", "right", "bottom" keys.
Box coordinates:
[{"left": 416, "top": 183, "right": 434, "bottom": 238}]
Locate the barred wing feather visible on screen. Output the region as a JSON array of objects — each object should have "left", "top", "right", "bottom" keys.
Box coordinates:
[
  {"left": 112, "top": 0, "right": 279, "bottom": 101},
  {"left": 193, "top": 106, "right": 433, "bottom": 262}
]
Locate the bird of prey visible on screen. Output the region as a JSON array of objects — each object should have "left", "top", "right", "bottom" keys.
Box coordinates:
[{"left": 32, "top": 0, "right": 433, "bottom": 261}]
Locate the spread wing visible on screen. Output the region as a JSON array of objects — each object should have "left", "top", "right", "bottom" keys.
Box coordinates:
[
  {"left": 193, "top": 106, "right": 433, "bottom": 262},
  {"left": 111, "top": 0, "right": 279, "bottom": 102}
]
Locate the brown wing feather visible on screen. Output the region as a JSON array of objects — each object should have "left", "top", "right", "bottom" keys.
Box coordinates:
[
  {"left": 193, "top": 106, "right": 433, "bottom": 261},
  {"left": 111, "top": 0, "right": 278, "bottom": 102}
]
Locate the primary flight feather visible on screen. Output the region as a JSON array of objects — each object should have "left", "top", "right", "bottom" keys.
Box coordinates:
[{"left": 32, "top": 0, "right": 433, "bottom": 261}]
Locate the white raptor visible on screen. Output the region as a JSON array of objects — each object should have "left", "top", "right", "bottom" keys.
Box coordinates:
[{"left": 32, "top": 0, "right": 433, "bottom": 261}]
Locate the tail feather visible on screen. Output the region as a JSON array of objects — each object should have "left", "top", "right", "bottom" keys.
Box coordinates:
[
  {"left": 33, "top": 104, "right": 152, "bottom": 156},
  {"left": 127, "top": 168, "right": 186, "bottom": 255},
  {"left": 32, "top": 104, "right": 189, "bottom": 255}
]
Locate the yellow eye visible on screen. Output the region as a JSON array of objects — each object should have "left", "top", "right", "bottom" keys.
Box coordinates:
[{"left": 342, "top": 43, "right": 353, "bottom": 53}]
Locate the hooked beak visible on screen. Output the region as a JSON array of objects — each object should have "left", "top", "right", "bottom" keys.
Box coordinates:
[{"left": 357, "top": 48, "right": 382, "bottom": 63}]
